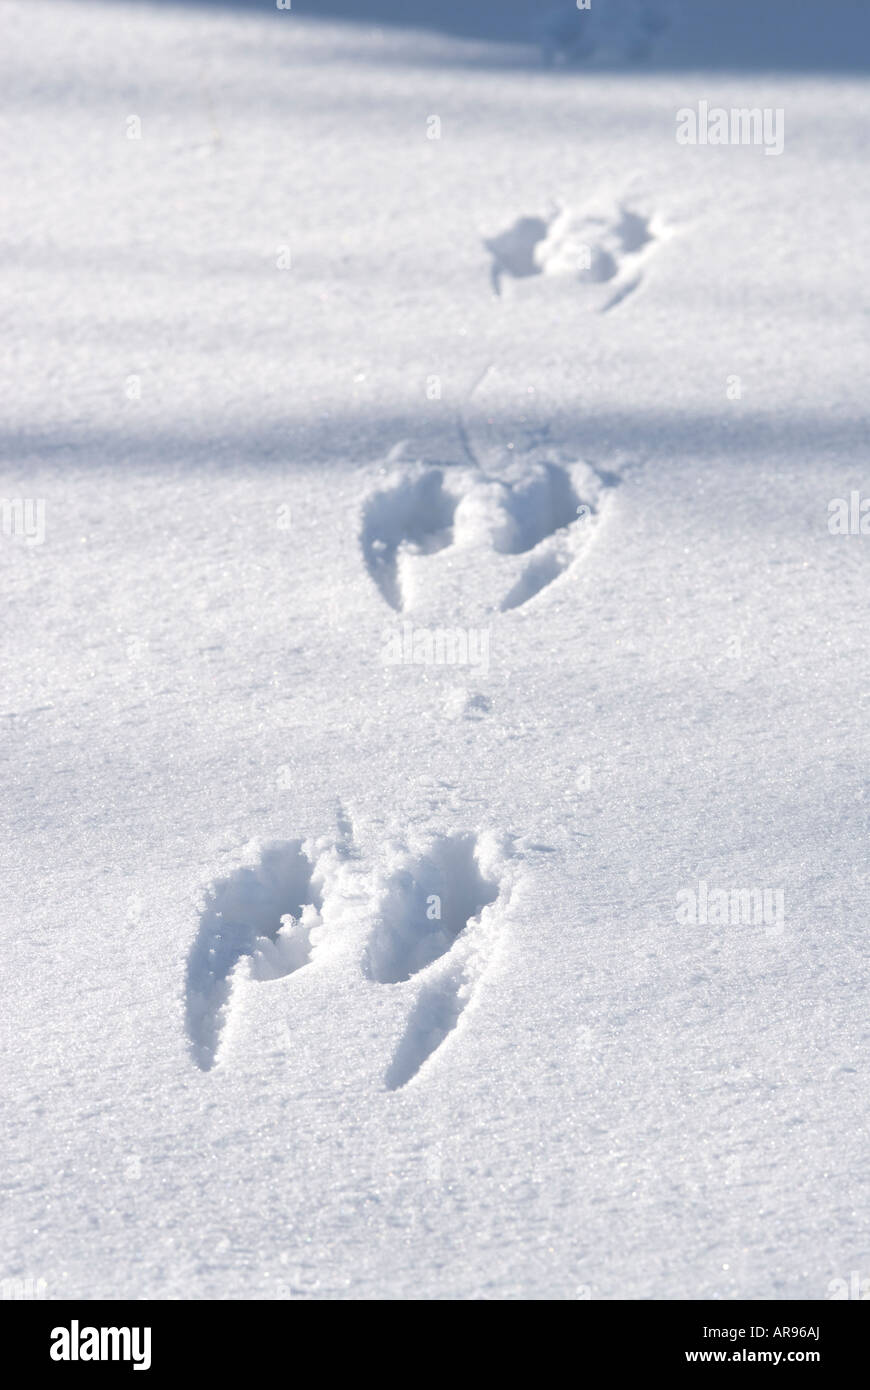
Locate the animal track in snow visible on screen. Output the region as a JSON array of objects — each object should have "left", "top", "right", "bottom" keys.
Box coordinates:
[
  {"left": 361, "top": 466, "right": 457, "bottom": 612},
  {"left": 364, "top": 832, "right": 499, "bottom": 984},
  {"left": 485, "top": 198, "right": 665, "bottom": 307},
  {"left": 500, "top": 546, "right": 573, "bottom": 612},
  {"left": 489, "top": 460, "right": 586, "bottom": 554},
  {"left": 361, "top": 452, "right": 615, "bottom": 616},
  {"left": 384, "top": 956, "right": 474, "bottom": 1092},
  {"left": 185, "top": 840, "right": 325, "bottom": 1070},
  {"left": 366, "top": 831, "right": 511, "bottom": 1090},
  {"left": 185, "top": 825, "right": 514, "bottom": 1090}
]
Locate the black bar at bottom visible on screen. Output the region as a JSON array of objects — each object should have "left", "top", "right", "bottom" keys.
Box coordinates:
[{"left": 1, "top": 1299, "right": 864, "bottom": 1374}]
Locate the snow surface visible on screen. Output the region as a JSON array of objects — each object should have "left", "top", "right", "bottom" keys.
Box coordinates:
[{"left": 1, "top": 0, "right": 869, "bottom": 1300}]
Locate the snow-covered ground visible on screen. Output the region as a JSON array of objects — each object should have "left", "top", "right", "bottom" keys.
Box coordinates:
[{"left": 1, "top": 0, "right": 869, "bottom": 1300}]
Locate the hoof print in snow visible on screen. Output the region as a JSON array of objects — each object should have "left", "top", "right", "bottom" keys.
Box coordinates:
[
  {"left": 362, "top": 455, "right": 616, "bottom": 614},
  {"left": 486, "top": 199, "right": 663, "bottom": 308},
  {"left": 489, "top": 459, "right": 613, "bottom": 610},
  {"left": 185, "top": 840, "right": 323, "bottom": 1071},
  {"left": 185, "top": 828, "right": 513, "bottom": 1088},
  {"left": 488, "top": 460, "right": 586, "bottom": 555},
  {"left": 484, "top": 215, "right": 550, "bottom": 289},
  {"left": 385, "top": 962, "right": 471, "bottom": 1092},
  {"left": 361, "top": 465, "right": 458, "bottom": 612},
  {"left": 500, "top": 548, "right": 573, "bottom": 612},
  {"left": 365, "top": 832, "right": 509, "bottom": 1090},
  {"left": 364, "top": 832, "right": 499, "bottom": 984}
]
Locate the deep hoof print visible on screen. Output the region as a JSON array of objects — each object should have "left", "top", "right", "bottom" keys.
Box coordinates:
[
  {"left": 366, "top": 831, "right": 513, "bottom": 1090},
  {"left": 185, "top": 840, "right": 325, "bottom": 1070},
  {"left": 185, "top": 828, "right": 516, "bottom": 1088},
  {"left": 485, "top": 198, "right": 666, "bottom": 308},
  {"left": 364, "top": 832, "right": 499, "bottom": 984},
  {"left": 363, "top": 454, "right": 617, "bottom": 616}
]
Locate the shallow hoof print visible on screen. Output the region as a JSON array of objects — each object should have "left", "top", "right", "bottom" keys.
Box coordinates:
[
  {"left": 484, "top": 215, "right": 550, "bottom": 290},
  {"left": 484, "top": 197, "right": 666, "bottom": 309}
]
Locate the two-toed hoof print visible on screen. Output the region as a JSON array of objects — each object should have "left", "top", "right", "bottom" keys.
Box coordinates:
[
  {"left": 362, "top": 452, "right": 617, "bottom": 615},
  {"left": 185, "top": 829, "right": 514, "bottom": 1088}
]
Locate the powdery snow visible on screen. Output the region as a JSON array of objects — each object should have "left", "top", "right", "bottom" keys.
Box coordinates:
[{"left": 1, "top": 0, "right": 869, "bottom": 1301}]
